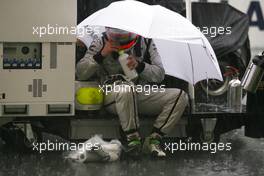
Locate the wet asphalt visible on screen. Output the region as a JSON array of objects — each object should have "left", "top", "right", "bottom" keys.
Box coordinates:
[{"left": 0, "top": 128, "right": 264, "bottom": 176}]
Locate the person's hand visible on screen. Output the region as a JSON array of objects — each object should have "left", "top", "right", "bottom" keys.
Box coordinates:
[
  {"left": 101, "top": 40, "right": 119, "bottom": 57},
  {"left": 127, "top": 56, "right": 138, "bottom": 70},
  {"left": 76, "top": 39, "right": 86, "bottom": 48}
]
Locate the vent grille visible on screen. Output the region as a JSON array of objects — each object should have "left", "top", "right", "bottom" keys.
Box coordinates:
[{"left": 28, "top": 79, "right": 47, "bottom": 97}]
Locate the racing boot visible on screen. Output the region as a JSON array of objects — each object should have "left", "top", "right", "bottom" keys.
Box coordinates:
[
  {"left": 143, "top": 133, "right": 166, "bottom": 158},
  {"left": 123, "top": 132, "right": 142, "bottom": 159}
]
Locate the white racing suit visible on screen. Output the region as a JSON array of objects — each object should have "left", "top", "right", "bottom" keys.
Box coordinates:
[{"left": 76, "top": 33, "right": 188, "bottom": 136}]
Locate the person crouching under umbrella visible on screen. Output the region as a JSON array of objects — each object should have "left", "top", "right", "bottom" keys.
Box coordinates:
[{"left": 76, "top": 27, "right": 188, "bottom": 158}]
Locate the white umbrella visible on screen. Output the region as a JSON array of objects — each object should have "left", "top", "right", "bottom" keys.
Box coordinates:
[{"left": 77, "top": 0, "right": 223, "bottom": 85}]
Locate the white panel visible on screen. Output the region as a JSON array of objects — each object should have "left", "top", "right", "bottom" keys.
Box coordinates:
[
  {"left": 0, "top": 1, "right": 76, "bottom": 117},
  {"left": 0, "top": 43, "right": 2, "bottom": 68},
  {"left": 0, "top": 0, "right": 76, "bottom": 42}
]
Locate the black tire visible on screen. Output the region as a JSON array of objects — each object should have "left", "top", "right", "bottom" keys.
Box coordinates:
[{"left": 0, "top": 123, "right": 42, "bottom": 152}]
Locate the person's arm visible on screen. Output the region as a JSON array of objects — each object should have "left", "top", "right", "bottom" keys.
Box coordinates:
[
  {"left": 135, "top": 40, "right": 165, "bottom": 83},
  {"left": 76, "top": 35, "right": 118, "bottom": 80},
  {"left": 76, "top": 37, "right": 103, "bottom": 80}
]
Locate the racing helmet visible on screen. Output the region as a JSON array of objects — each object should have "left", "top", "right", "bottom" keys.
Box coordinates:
[
  {"left": 105, "top": 27, "right": 138, "bottom": 50},
  {"left": 75, "top": 81, "right": 104, "bottom": 111}
]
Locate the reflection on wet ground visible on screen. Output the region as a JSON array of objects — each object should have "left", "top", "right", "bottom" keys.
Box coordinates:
[
  {"left": 194, "top": 103, "right": 247, "bottom": 113},
  {"left": 0, "top": 128, "right": 264, "bottom": 176}
]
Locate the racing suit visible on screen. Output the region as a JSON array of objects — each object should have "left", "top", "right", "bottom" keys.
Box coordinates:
[{"left": 76, "top": 33, "right": 188, "bottom": 136}]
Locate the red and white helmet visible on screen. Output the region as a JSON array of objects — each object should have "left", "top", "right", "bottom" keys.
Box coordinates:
[{"left": 105, "top": 27, "right": 138, "bottom": 50}]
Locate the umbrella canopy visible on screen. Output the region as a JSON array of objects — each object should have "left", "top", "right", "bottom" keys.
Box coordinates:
[{"left": 78, "top": 0, "right": 223, "bottom": 85}]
